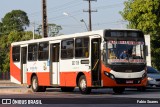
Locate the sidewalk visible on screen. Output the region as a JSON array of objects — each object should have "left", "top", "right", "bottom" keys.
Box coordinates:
[{"left": 0, "top": 80, "right": 31, "bottom": 94}]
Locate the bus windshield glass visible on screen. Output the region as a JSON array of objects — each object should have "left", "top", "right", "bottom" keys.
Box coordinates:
[{"left": 106, "top": 40, "right": 145, "bottom": 64}]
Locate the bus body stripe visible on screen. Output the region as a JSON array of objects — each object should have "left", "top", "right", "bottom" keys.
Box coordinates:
[
  {"left": 60, "top": 71, "right": 92, "bottom": 87},
  {"left": 10, "top": 47, "right": 21, "bottom": 83},
  {"left": 27, "top": 71, "right": 92, "bottom": 87},
  {"left": 27, "top": 72, "right": 50, "bottom": 86}
]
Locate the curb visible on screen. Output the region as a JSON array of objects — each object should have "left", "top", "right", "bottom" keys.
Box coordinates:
[{"left": 0, "top": 80, "right": 32, "bottom": 94}]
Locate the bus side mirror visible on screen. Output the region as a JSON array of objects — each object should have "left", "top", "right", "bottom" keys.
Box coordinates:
[{"left": 145, "top": 45, "right": 148, "bottom": 56}]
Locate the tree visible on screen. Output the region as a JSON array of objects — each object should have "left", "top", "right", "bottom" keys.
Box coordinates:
[
  {"left": 120, "top": 0, "right": 160, "bottom": 70},
  {"left": 0, "top": 22, "right": 3, "bottom": 35},
  {"left": 36, "top": 23, "right": 62, "bottom": 37},
  {"left": 1, "top": 10, "right": 30, "bottom": 34},
  {"left": 0, "top": 35, "right": 9, "bottom": 73},
  {"left": 0, "top": 31, "right": 41, "bottom": 73},
  {"left": 48, "top": 24, "right": 62, "bottom": 36}
]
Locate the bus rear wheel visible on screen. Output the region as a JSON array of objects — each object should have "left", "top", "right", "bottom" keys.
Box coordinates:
[
  {"left": 31, "top": 76, "right": 46, "bottom": 92},
  {"left": 61, "top": 87, "right": 74, "bottom": 92},
  {"left": 78, "top": 75, "right": 91, "bottom": 94},
  {"left": 113, "top": 87, "right": 125, "bottom": 94}
]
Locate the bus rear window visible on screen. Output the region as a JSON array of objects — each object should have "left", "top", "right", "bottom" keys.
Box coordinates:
[{"left": 12, "top": 46, "right": 20, "bottom": 62}]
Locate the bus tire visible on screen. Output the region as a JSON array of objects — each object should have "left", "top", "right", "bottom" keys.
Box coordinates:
[
  {"left": 78, "top": 75, "right": 91, "bottom": 94},
  {"left": 31, "top": 76, "right": 41, "bottom": 92},
  {"left": 61, "top": 87, "right": 74, "bottom": 92},
  {"left": 113, "top": 87, "right": 125, "bottom": 94}
]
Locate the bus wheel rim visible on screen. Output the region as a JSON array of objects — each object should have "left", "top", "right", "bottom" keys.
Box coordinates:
[
  {"left": 80, "top": 79, "right": 86, "bottom": 91},
  {"left": 33, "top": 79, "right": 37, "bottom": 89}
]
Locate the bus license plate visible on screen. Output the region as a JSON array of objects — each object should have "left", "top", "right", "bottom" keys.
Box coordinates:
[{"left": 126, "top": 80, "right": 133, "bottom": 84}]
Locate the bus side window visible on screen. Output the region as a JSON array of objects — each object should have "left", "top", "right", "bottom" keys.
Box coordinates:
[
  {"left": 12, "top": 46, "right": 20, "bottom": 62},
  {"left": 75, "top": 37, "right": 89, "bottom": 58},
  {"left": 61, "top": 39, "right": 74, "bottom": 59},
  {"left": 38, "top": 42, "right": 49, "bottom": 60},
  {"left": 28, "top": 44, "right": 37, "bottom": 61}
]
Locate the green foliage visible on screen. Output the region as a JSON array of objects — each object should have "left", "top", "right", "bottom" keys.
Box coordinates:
[
  {"left": 120, "top": 0, "right": 160, "bottom": 70},
  {"left": 0, "top": 31, "right": 41, "bottom": 72},
  {"left": 48, "top": 23, "right": 62, "bottom": 36},
  {"left": 0, "top": 35, "right": 9, "bottom": 72},
  {"left": 1, "top": 10, "right": 30, "bottom": 34},
  {"left": 121, "top": 0, "right": 160, "bottom": 35},
  {"left": 37, "top": 23, "right": 62, "bottom": 37},
  {"left": 0, "top": 22, "right": 3, "bottom": 35}
]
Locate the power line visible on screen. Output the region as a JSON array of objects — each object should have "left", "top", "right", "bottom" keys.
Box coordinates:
[
  {"left": 28, "top": 0, "right": 81, "bottom": 17},
  {"left": 0, "top": 2, "right": 125, "bottom": 32},
  {"left": 47, "top": 3, "right": 123, "bottom": 22},
  {"left": 29, "top": 1, "right": 123, "bottom": 24},
  {"left": 48, "top": 11, "right": 82, "bottom": 22}
]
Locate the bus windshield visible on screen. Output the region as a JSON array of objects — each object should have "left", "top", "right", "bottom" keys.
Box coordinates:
[{"left": 106, "top": 40, "right": 145, "bottom": 64}]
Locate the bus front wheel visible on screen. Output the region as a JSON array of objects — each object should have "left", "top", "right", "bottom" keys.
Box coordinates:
[
  {"left": 78, "top": 75, "right": 91, "bottom": 94},
  {"left": 113, "top": 87, "right": 125, "bottom": 94}
]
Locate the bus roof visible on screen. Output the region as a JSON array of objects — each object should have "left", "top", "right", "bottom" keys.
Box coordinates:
[{"left": 11, "top": 29, "right": 141, "bottom": 46}]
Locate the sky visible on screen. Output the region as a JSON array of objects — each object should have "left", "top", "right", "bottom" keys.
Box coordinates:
[{"left": 0, "top": 0, "right": 127, "bottom": 35}]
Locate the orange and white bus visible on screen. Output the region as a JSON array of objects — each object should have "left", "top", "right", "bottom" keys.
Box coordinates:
[{"left": 10, "top": 29, "right": 147, "bottom": 94}]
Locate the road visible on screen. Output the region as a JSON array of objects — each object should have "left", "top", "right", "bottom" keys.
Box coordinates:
[{"left": 0, "top": 81, "right": 160, "bottom": 107}]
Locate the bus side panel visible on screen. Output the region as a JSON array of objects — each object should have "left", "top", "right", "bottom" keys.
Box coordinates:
[
  {"left": 37, "top": 72, "right": 50, "bottom": 86},
  {"left": 10, "top": 47, "right": 21, "bottom": 84},
  {"left": 60, "top": 71, "right": 92, "bottom": 87},
  {"left": 27, "top": 72, "right": 50, "bottom": 86},
  {"left": 60, "top": 72, "right": 76, "bottom": 87},
  {"left": 84, "top": 71, "right": 92, "bottom": 87},
  {"left": 27, "top": 72, "right": 32, "bottom": 85}
]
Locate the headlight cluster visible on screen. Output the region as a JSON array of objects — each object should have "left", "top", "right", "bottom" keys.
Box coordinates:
[
  {"left": 104, "top": 71, "right": 115, "bottom": 80},
  {"left": 147, "top": 77, "right": 156, "bottom": 81}
]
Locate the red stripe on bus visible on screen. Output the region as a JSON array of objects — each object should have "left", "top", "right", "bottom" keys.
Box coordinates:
[
  {"left": 60, "top": 71, "right": 92, "bottom": 87},
  {"left": 10, "top": 47, "right": 21, "bottom": 83},
  {"left": 27, "top": 72, "right": 50, "bottom": 86},
  {"left": 27, "top": 71, "right": 92, "bottom": 87}
]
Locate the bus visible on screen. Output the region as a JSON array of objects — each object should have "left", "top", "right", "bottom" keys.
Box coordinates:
[{"left": 10, "top": 29, "right": 147, "bottom": 94}]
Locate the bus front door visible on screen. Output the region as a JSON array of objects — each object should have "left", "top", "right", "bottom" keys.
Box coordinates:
[
  {"left": 91, "top": 38, "right": 101, "bottom": 86},
  {"left": 21, "top": 46, "right": 27, "bottom": 84},
  {"left": 50, "top": 43, "right": 60, "bottom": 85}
]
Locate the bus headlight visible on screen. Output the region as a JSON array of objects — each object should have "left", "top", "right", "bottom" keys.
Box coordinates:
[
  {"left": 104, "top": 71, "right": 115, "bottom": 80},
  {"left": 104, "top": 71, "right": 109, "bottom": 76},
  {"left": 110, "top": 74, "right": 115, "bottom": 80}
]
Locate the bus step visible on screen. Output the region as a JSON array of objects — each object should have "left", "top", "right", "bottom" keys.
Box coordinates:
[{"left": 92, "top": 81, "right": 101, "bottom": 86}]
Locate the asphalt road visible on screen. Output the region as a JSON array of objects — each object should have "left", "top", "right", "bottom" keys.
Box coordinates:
[{"left": 0, "top": 81, "right": 160, "bottom": 107}]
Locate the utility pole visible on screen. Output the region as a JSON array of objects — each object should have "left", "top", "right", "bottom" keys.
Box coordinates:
[
  {"left": 42, "top": 0, "right": 48, "bottom": 38},
  {"left": 83, "top": 0, "right": 97, "bottom": 31}
]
